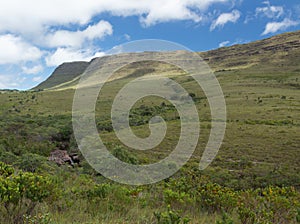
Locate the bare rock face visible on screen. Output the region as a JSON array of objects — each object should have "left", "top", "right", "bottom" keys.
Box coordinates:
[{"left": 49, "top": 150, "right": 80, "bottom": 167}]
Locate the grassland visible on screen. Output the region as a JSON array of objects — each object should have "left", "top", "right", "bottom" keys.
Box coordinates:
[{"left": 0, "top": 31, "right": 299, "bottom": 223}]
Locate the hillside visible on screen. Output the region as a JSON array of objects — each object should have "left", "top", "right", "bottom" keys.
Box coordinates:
[
  {"left": 201, "top": 30, "right": 300, "bottom": 73},
  {"left": 33, "top": 61, "right": 89, "bottom": 90},
  {"left": 1, "top": 30, "right": 299, "bottom": 223},
  {"left": 32, "top": 30, "right": 300, "bottom": 91}
]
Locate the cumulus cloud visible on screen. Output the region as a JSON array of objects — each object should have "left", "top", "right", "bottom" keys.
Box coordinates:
[
  {"left": 210, "top": 10, "right": 241, "bottom": 30},
  {"left": 139, "top": 1, "right": 202, "bottom": 26},
  {"left": 22, "top": 65, "right": 43, "bottom": 74},
  {"left": 256, "top": 1, "right": 284, "bottom": 19},
  {"left": 0, "top": 0, "right": 233, "bottom": 89},
  {"left": 262, "top": 18, "right": 299, "bottom": 35},
  {"left": 0, "top": 34, "right": 43, "bottom": 64},
  {"left": 44, "top": 20, "right": 113, "bottom": 48},
  {"left": 45, "top": 48, "right": 105, "bottom": 67},
  {"left": 0, "top": 0, "right": 230, "bottom": 65},
  {"left": 0, "top": 0, "right": 229, "bottom": 34}
]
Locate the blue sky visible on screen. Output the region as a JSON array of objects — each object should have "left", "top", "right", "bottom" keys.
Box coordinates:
[{"left": 0, "top": 0, "right": 299, "bottom": 90}]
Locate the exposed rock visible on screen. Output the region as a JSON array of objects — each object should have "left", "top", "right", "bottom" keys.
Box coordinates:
[{"left": 49, "top": 150, "right": 80, "bottom": 167}]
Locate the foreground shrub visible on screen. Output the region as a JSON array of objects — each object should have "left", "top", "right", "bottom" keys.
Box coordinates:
[
  {"left": 154, "top": 205, "right": 190, "bottom": 224},
  {"left": 197, "top": 183, "right": 237, "bottom": 213},
  {"left": 238, "top": 186, "right": 300, "bottom": 224},
  {"left": 0, "top": 162, "right": 56, "bottom": 224}
]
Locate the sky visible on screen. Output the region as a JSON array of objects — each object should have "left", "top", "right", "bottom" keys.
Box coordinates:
[{"left": 0, "top": 0, "right": 299, "bottom": 90}]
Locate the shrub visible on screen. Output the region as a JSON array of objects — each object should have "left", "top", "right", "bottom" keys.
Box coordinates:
[
  {"left": 154, "top": 205, "right": 190, "bottom": 224},
  {"left": 197, "top": 183, "right": 237, "bottom": 213},
  {"left": 163, "top": 189, "right": 192, "bottom": 208},
  {"left": 0, "top": 162, "right": 56, "bottom": 224},
  {"left": 238, "top": 186, "right": 300, "bottom": 224},
  {"left": 112, "top": 146, "right": 138, "bottom": 165},
  {"left": 16, "top": 153, "right": 45, "bottom": 172}
]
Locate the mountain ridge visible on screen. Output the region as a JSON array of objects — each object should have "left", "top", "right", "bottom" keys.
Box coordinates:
[{"left": 32, "top": 30, "right": 300, "bottom": 91}]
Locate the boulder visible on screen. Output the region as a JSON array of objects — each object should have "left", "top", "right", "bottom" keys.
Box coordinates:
[{"left": 49, "top": 150, "right": 80, "bottom": 167}]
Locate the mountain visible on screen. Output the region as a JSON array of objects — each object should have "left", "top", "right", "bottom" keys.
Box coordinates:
[
  {"left": 33, "top": 61, "right": 89, "bottom": 90},
  {"left": 32, "top": 30, "right": 300, "bottom": 91},
  {"left": 201, "top": 30, "right": 300, "bottom": 73}
]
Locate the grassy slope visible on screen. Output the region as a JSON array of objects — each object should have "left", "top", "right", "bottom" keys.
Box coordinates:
[
  {"left": 32, "top": 61, "right": 89, "bottom": 90},
  {"left": 0, "top": 30, "right": 300, "bottom": 223},
  {"left": 1, "top": 30, "right": 299, "bottom": 185},
  {"left": 31, "top": 30, "right": 300, "bottom": 91}
]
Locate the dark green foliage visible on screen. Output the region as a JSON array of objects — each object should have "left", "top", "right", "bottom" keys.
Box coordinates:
[
  {"left": 16, "top": 153, "right": 46, "bottom": 172},
  {"left": 112, "top": 145, "right": 138, "bottom": 165}
]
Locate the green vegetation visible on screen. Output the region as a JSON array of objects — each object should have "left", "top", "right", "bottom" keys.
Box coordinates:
[
  {"left": 33, "top": 62, "right": 89, "bottom": 91},
  {"left": 0, "top": 31, "right": 299, "bottom": 223}
]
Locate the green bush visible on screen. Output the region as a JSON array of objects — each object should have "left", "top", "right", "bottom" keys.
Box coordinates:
[
  {"left": 238, "top": 186, "right": 300, "bottom": 224},
  {"left": 154, "top": 205, "right": 190, "bottom": 224},
  {"left": 0, "top": 162, "right": 56, "bottom": 224},
  {"left": 112, "top": 146, "right": 138, "bottom": 165},
  {"left": 197, "top": 183, "right": 237, "bottom": 213},
  {"left": 16, "top": 153, "right": 46, "bottom": 172}
]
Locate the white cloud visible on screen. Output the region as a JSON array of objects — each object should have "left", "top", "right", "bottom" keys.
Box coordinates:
[
  {"left": 0, "top": 34, "right": 43, "bottom": 64},
  {"left": 124, "top": 34, "right": 131, "bottom": 41},
  {"left": 22, "top": 65, "right": 43, "bottom": 74},
  {"left": 0, "top": 74, "right": 23, "bottom": 89},
  {"left": 219, "top": 40, "right": 230, "bottom": 47},
  {"left": 0, "top": 0, "right": 229, "bottom": 34},
  {"left": 0, "top": 0, "right": 231, "bottom": 65},
  {"left": 210, "top": 10, "right": 241, "bottom": 30},
  {"left": 256, "top": 2, "right": 284, "bottom": 19},
  {"left": 262, "top": 18, "right": 299, "bottom": 35},
  {"left": 0, "top": 0, "right": 234, "bottom": 89},
  {"left": 45, "top": 47, "right": 105, "bottom": 67},
  {"left": 44, "top": 20, "right": 113, "bottom": 48},
  {"left": 139, "top": 1, "right": 202, "bottom": 26}
]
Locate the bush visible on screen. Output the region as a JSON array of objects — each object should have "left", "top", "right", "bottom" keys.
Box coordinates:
[
  {"left": 16, "top": 153, "right": 46, "bottom": 172},
  {"left": 0, "top": 162, "right": 56, "bottom": 224},
  {"left": 112, "top": 146, "right": 138, "bottom": 165},
  {"left": 154, "top": 205, "right": 190, "bottom": 224},
  {"left": 197, "top": 183, "right": 237, "bottom": 213},
  {"left": 237, "top": 186, "right": 300, "bottom": 224}
]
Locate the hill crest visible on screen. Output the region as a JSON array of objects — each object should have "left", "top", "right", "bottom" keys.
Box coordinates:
[{"left": 32, "top": 30, "right": 300, "bottom": 91}]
